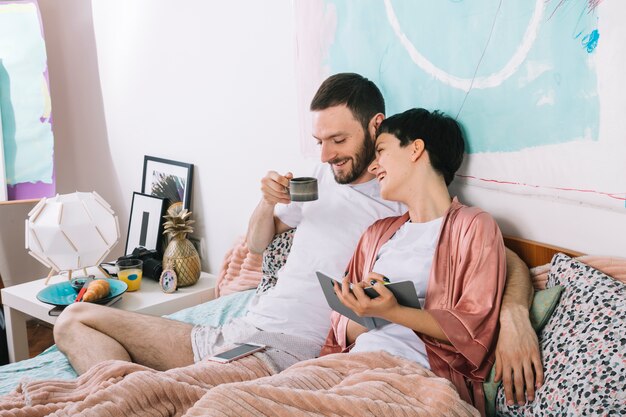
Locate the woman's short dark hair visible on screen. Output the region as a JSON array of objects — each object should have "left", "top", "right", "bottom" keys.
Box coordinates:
[
  {"left": 310, "top": 73, "right": 385, "bottom": 132},
  {"left": 377, "top": 108, "right": 465, "bottom": 186}
]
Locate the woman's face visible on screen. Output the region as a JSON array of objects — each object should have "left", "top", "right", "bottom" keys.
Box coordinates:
[{"left": 368, "top": 133, "right": 415, "bottom": 201}]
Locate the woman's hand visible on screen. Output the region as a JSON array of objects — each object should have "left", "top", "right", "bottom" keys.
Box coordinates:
[{"left": 333, "top": 272, "right": 399, "bottom": 321}]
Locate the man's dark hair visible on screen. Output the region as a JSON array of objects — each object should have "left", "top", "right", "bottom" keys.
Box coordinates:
[
  {"left": 377, "top": 108, "right": 465, "bottom": 186},
  {"left": 310, "top": 73, "right": 385, "bottom": 132}
]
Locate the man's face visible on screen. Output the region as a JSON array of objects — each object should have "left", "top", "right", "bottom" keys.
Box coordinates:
[{"left": 311, "top": 105, "right": 375, "bottom": 185}]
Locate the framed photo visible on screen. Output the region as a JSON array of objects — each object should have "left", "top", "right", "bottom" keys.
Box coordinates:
[
  {"left": 125, "top": 192, "right": 167, "bottom": 255},
  {"left": 141, "top": 156, "right": 194, "bottom": 210}
]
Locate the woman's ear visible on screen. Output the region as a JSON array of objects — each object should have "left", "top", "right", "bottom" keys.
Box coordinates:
[{"left": 410, "top": 139, "right": 425, "bottom": 162}]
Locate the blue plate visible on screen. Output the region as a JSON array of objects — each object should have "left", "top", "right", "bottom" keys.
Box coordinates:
[{"left": 37, "top": 279, "right": 128, "bottom": 306}]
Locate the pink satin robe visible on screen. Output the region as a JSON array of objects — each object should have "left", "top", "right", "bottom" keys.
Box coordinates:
[{"left": 320, "top": 199, "right": 506, "bottom": 416}]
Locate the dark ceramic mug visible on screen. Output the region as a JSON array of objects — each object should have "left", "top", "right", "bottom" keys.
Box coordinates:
[{"left": 288, "top": 177, "right": 318, "bottom": 202}]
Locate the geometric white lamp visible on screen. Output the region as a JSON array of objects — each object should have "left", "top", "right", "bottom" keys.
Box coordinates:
[{"left": 25, "top": 191, "right": 120, "bottom": 284}]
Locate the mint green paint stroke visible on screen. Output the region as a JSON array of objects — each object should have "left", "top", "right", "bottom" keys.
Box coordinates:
[
  {"left": 0, "top": 88, "right": 5, "bottom": 198},
  {"left": 0, "top": 60, "right": 15, "bottom": 185},
  {"left": 0, "top": 4, "right": 53, "bottom": 184},
  {"left": 325, "top": 0, "right": 599, "bottom": 153}
]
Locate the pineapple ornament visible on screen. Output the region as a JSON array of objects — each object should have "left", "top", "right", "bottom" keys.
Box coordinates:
[{"left": 162, "top": 204, "right": 201, "bottom": 287}]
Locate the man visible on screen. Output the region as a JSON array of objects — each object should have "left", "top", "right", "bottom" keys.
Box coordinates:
[
  {"left": 54, "top": 73, "right": 401, "bottom": 379},
  {"left": 55, "top": 73, "right": 540, "bottom": 405}
]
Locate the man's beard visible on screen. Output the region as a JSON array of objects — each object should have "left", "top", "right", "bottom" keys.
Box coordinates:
[{"left": 330, "top": 130, "right": 376, "bottom": 185}]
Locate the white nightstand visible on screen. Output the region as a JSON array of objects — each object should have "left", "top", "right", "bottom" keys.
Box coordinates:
[{"left": 1, "top": 272, "right": 216, "bottom": 363}]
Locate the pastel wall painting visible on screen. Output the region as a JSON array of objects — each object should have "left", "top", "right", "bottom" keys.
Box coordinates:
[
  {"left": 0, "top": 0, "right": 55, "bottom": 201},
  {"left": 296, "top": 0, "right": 625, "bottom": 209}
]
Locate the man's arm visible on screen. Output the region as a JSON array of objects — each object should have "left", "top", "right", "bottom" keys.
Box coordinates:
[
  {"left": 247, "top": 171, "right": 294, "bottom": 254},
  {"left": 495, "top": 248, "right": 543, "bottom": 406}
]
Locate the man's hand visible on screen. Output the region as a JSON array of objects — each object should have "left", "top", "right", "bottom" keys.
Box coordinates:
[
  {"left": 334, "top": 272, "right": 399, "bottom": 320},
  {"left": 260, "top": 171, "right": 293, "bottom": 206},
  {"left": 495, "top": 305, "right": 544, "bottom": 406}
]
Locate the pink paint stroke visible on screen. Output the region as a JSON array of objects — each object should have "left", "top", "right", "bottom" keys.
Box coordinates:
[
  {"left": 548, "top": 0, "right": 604, "bottom": 20},
  {"left": 456, "top": 174, "right": 626, "bottom": 201}
]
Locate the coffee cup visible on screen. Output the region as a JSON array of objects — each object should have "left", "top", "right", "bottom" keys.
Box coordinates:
[{"left": 288, "top": 177, "right": 318, "bottom": 202}]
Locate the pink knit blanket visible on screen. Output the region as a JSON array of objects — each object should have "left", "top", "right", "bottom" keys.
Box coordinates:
[{"left": 0, "top": 352, "right": 478, "bottom": 417}]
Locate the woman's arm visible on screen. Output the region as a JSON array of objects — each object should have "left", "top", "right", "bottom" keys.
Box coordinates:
[
  {"left": 345, "top": 320, "right": 368, "bottom": 345},
  {"left": 382, "top": 303, "right": 448, "bottom": 342},
  {"left": 420, "top": 211, "right": 506, "bottom": 371},
  {"left": 335, "top": 274, "right": 449, "bottom": 343}
]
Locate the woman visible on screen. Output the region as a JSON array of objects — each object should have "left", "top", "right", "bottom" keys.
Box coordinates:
[{"left": 322, "top": 108, "right": 506, "bottom": 415}]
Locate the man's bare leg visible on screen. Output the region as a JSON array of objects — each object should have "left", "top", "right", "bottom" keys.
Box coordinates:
[{"left": 54, "top": 302, "right": 195, "bottom": 374}]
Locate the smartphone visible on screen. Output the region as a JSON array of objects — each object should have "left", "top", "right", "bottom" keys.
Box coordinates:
[{"left": 206, "top": 343, "right": 266, "bottom": 363}]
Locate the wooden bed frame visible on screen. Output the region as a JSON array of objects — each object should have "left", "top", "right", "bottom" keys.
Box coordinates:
[{"left": 503, "top": 236, "right": 584, "bottom": 268}]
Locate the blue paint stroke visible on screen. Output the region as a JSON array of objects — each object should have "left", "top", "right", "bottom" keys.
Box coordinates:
[{"left": 582, "top": 29, "right": 600, "bottom": 53}]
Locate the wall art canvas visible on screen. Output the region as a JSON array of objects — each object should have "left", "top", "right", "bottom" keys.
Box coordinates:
[
  {"left": 0, "top": 0, "right": 55, "bottom": 200},
  {"left": 295, "top": 0, "right": 625, "bottom": 210}
]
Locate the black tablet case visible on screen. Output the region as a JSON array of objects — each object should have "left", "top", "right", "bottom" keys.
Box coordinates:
[{"left": 316, "top": 271, "right": 421, "bottom": 330}]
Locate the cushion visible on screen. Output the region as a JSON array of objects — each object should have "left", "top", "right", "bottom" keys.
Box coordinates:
[
  {"left": 215, "top": 229, "right": 296, "bottom": 298},
  {"left": 483, "top": 285, "right": 564, "bottom": 417},
  {"left": 528, "top": 285, "right": 564, "bottom": 332},
  {"left": 495, "top": 253, "right": 626, "bottom": 416},
  {"left": 530, "top": 255, "right": 626, "bottom": 291},
  {"left": 257, "top": 229, "right": 295, "bottom": 294},
  {"left": 214, "top": 237, "right": 263, "bottom": 298}
]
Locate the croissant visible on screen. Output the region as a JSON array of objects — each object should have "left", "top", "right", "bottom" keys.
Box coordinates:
[{"left": 82, "top": 279, "right": 110, "bottom": 302}]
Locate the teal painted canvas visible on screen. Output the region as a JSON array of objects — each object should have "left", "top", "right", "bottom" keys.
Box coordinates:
[
  {"left": 322, "top": 0, "right": 599, "bottom": 153},
  {"left": 294, "top": 0, "right": 625, "bottom": 210}
]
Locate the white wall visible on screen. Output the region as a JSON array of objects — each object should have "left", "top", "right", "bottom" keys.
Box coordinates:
[
  {"left": 1, "top": 0, "right": 125, "bottom": 287},
  {"left": 87, "top": 0, "right": 626, "bottom": 269},
  {"left": 88, "top": 0, "right": 625, "bottom": 263},
  {"left": 5, "top": 1, "right": 621, "bottom": 287},
  {"left": 91, "top": 0, "right": 317, "bottom": 273}
]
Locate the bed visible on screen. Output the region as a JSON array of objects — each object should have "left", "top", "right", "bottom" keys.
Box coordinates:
[
  {"left": 0, "top": 236, "right": 624, "bottom": 416},
  {"left": 0, "top": 289, "right": 256, "bottom": 395}
]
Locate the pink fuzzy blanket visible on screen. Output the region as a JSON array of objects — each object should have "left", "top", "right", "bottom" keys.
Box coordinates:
[{"left": 0, "top": 352, "right": 478, "bottom": 417}]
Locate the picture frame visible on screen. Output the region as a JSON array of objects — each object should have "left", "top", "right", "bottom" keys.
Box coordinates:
[
  {"left": 141, "top": 156, "right": 194, "bottom": 211},
  {"left": 125, "top": 192, "right": 167, "bottom": 255}
]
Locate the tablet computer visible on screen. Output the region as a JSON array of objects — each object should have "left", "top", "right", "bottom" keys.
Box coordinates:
[{"left": 316, "top": 271, "right": 421, "bottom": 330}]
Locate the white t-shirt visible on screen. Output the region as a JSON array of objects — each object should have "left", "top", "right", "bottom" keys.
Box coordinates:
[
  {"left": 243, "top": 164, "right": 404, "bottom": 345},
  {"left": 350, "top": 217, "right": 443, "bottom": 369}
]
